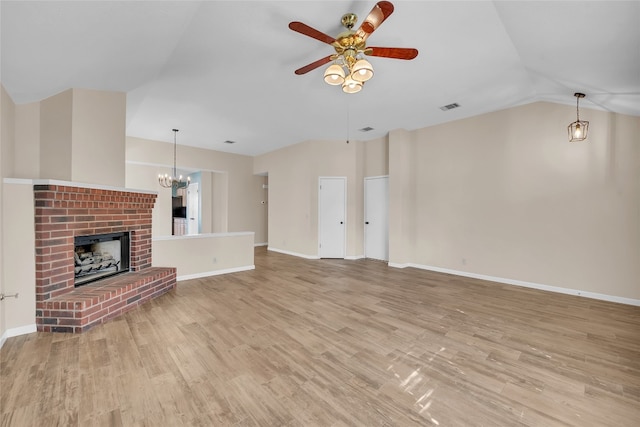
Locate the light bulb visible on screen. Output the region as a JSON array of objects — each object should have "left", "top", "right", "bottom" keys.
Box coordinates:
[{"left": 574, "top": 124, "right": 582, "bottom": 138}]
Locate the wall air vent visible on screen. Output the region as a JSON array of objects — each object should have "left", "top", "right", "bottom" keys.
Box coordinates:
[
  {"left": 224, "top": 140, "right": 236, "bottom": 144},
  {"left": 439, "top": 103, "right": 460, "bottom": 111},
  {"left": 359, "top": 127, "right": 374, "bottom": 132}
]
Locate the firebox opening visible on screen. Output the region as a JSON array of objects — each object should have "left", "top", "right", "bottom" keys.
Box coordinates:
[{"left": 74, "top": 232, "right": 130, "bottom": 287}]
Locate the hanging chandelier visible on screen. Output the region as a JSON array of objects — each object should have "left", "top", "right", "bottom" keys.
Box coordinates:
[
  {"left": 158, "top": 129, "right": 190, "bottom": 189},
  {"left": 568, "top": 93, "right": 589, "bottom": 142}
]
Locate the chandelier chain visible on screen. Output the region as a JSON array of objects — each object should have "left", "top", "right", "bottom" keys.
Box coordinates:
[{"left": 173, "top": 129, "right": 178, "bottom": 177}]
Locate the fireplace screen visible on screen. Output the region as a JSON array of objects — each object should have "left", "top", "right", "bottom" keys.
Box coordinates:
[{"left": 74, "top": 232, "right": 130, "bottom": 287}]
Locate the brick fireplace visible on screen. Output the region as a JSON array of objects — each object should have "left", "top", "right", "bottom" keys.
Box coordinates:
[{"left": 34, "top": 183, "right": 176, "bottom": 332}]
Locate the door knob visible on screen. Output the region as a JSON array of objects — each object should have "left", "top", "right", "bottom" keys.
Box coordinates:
[
  {"left": 365, "top": 221, "right": 370, "bottom": 224},
  {"left": 340, "top": 221, "right": 344, "bottom": 224}
]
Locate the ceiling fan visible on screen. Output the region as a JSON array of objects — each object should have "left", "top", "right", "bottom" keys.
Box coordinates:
[{"left": 289, "top": 1, "right": 418, "bottom": 93}]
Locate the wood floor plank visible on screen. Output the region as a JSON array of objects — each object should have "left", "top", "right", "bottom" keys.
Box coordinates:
[{"left": 1, "top": 247, "right": 639, "bottom": 425}]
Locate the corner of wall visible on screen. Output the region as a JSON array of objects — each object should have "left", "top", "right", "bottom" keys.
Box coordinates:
[{"left": 0, "top": 84, "right": 17, "bottom": 342}]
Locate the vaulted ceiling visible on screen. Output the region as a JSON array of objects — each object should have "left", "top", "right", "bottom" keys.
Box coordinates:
[{"left": 2, "top": 1, "right": 639, "bottom": 156}]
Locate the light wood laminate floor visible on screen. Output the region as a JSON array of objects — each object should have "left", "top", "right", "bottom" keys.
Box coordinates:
[{"left": 2, "top": 247, "right": 639, "bottom": 426}]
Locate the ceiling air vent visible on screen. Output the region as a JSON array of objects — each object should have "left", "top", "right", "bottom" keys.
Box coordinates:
[
  {"left": 439, "top": 103, "right": 460, "bottom": 111},
  {"left": 359, "top": 126, "right": 374, "bottom": 132},
  {"left": 224, "top": 140, "right": 236, "bottom": 144}
]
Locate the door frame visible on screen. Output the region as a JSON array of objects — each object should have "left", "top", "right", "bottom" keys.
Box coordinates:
[
  {"left": 318, "top": 176, "right": 347, "bottom": 258},
  {"left": 187, "top": 182, "right": 199, "bottom": 235}
]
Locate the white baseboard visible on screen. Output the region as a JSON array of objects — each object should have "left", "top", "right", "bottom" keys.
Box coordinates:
[
  {"left": 267, "top": 248, "right": 365, "bottom": 261},
  {"left": 254, "top": 242, "right": 268, "bottom": 247},
  {"left": 388, "top": 262, "right": 410, "bottom": 269},
  {"left": 0, "top": 324, "right": 37, "bottom": 349},
  {"left": 177, "top": 265, "right": 255, "bottom": 281},
  {"left": 267, "top": 247, "right": 320, "bottom": 260},
  {"left": 404, "top": 263, "right": 640, "bottom": 307}
]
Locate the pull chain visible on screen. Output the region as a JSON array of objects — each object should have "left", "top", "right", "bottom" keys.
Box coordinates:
[{"left": 346, "top": 102, "right": 350, "bottom": 144}]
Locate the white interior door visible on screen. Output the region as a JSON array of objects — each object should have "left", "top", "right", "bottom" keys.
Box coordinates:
[
  {"left": 318, "top": 177, "right": 346, "bottom": 258},
  {"left": 187, "top": 182, "right": 199, "bottom": 235},
  {"left": 365, "top": 176, "right": 389, "bottom": 261}
]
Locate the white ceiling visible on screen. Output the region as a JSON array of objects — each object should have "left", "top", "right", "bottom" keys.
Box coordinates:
[{"left": 2, "top": 1, "right": 639, "bottom": 156}]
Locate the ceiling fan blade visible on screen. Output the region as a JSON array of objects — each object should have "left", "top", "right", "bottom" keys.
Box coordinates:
[
  {"left": 365, "top": 47, "right": 419, "bottom": 60},
  {"left": 289, "top": 21, "right": 336, "bottom": 45},
  {"left": 294, "top": 55, "right": 333, "bottom": 75},
  {"left": 355, "top": 1, "right": 394, "bottom": 42}
]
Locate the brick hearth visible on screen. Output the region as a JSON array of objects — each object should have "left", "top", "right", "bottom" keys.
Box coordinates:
[{"left": 34, "top": 184, "right": 176, "bottom": 333}]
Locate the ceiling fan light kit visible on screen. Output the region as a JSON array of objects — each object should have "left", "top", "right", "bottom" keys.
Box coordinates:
[{"left": 289, "top": 1, "right": 418, "bottom": 94}]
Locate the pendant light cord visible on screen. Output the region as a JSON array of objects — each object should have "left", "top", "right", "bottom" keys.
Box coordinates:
[{"left": 172, "top": 129, "right": 178, "bottom": 177}]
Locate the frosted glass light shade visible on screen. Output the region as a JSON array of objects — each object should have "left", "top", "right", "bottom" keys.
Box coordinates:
[
  {"left": 324, "top": 64, "right": 345, "bottom": 85},
  {"left": 352, "top": 59, "right": 374, "bottom": 82},
  {"left": 342, "top": 75, "right": 362, "bottom": 94}
]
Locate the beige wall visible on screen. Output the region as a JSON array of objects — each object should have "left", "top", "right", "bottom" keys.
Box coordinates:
[
  {"left": 153, "top": 232, "right": 254, "bottom": 279},
  {"left": 392, "top": 102, "right": 640, "bottom": 301},
  {"left": 40, "top": 89, "right": 126, "bottom": 186},
  {"left": 40, "top": 89, "right": 73, "bottom": 181},
  {"left": 199, "top": 171, "right": 214, "bottom": 234},
  {"left": 1, "top": 182, "right": 36, "bottom": 336},
  {"left": 14, "top": 102, "right": 41, "bottom": 179},
  {"left": 0, "top": 85, "right": 16, "bottom": 341},
  {"left": 71, "top": 89, "right": 126, "bottom": 186},
  {"left": 1, "top": 87, "right": 16, "bottom": 179},
  {"left": 210, "top": 171, "right": 229, "bottom": 233},
  {"left": 2, "top": 89, "right": 39, "bottom": 342},
  {"left": 388, "top": 128, "right": 416, "bottom": 266},
  {"left": 363, "top": 135, "right": 389, "bottom": 177}
]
